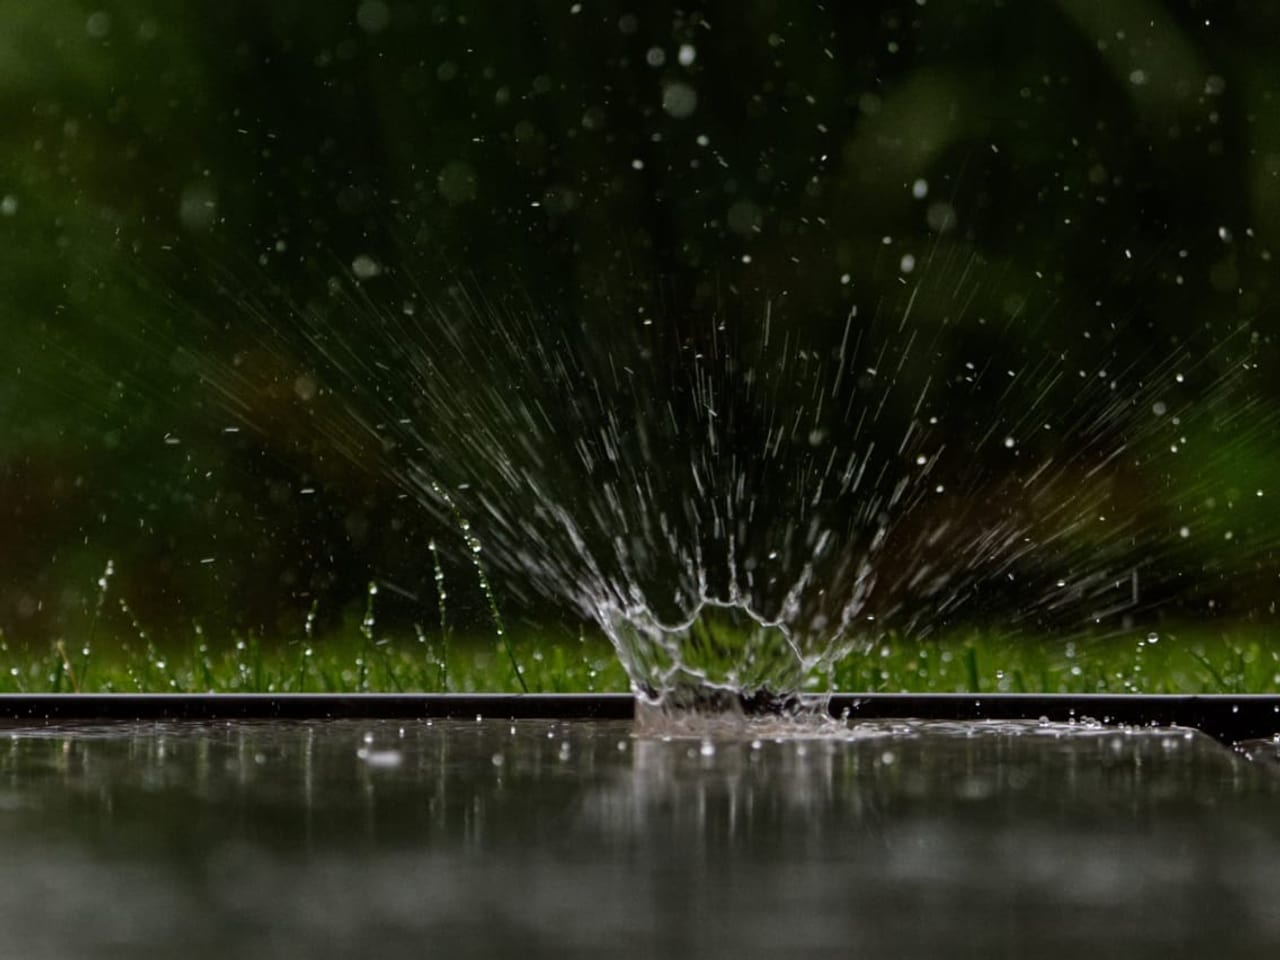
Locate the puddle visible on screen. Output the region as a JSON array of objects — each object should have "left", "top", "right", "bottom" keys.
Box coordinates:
[{"left": 1, "top": 719, "right": 1278, "bottom": 957}]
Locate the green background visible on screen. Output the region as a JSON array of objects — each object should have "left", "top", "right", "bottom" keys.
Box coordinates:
[{"left": 1, "top": 1, "right": 1277, "bottom": 667}]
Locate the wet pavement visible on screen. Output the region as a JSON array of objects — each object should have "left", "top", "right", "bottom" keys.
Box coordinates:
[{"left": 0, "top": 717, "right": 1277, "bottom": 958}]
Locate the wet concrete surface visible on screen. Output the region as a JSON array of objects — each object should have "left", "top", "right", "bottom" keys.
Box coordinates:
[{"left": 0, "top": 717, "right": 1277, "bottom": 958}]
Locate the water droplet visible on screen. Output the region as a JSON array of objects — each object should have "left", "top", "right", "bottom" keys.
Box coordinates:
[
  {"left": 661, "top": 82, "right": 698, "bottom": 118},
  {"left": 357, "top": 747, "right": 403, "bottom": 769},
  {"left": 352, "top": 254, "right": 381, "bottom": 279},
  {"left": 85, "top": 11, "right": 111, "bottom": 38},
  {"left": 356, "top": 0, "right": 391, "bottom": 34}
]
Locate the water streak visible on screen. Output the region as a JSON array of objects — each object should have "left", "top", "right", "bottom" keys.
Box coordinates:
[{"left": 180, "top": 258, "right": 1267, "bottom": 707}]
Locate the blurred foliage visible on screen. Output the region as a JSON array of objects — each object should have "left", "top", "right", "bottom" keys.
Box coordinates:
[{"left": 1, "top": 0, "right": 1278, "bottom": 651}]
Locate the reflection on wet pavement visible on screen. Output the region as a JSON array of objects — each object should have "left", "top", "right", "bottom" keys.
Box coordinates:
[{"left": 1, "top": 719, "right": 1277, "bottom": 958}]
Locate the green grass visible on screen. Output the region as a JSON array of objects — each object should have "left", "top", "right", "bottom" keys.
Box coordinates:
[
  {"left": 0, "top": 625, "right": 1276, "bottom": 695},
  {"left": 828, "top": 630, "right": 1280, "bottom": 696},
  {"left": 0, "top": 628, "right": 629, "bottom": 695}
]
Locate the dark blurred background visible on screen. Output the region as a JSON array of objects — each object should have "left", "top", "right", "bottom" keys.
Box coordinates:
[{"left": 1, "top": 0, "right": 1277, "bottom": 647}]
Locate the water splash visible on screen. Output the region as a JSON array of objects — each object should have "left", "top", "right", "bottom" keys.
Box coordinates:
[
  {"left": 598, "top": 598, "right": 810, "bottom": 706},
  {"left": 178, "top": 257, "right": 1269, "bottom": 710}
]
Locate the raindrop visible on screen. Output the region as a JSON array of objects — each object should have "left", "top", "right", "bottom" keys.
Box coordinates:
[
  {"left": 926, "top": 201, "right": 957, "bottom": 233},
  {"left": 437, "top": 161, "right": 478, "bottom": 205},
  {"left": 661, "top": 82, "right": 698, "bottom": 118},
  {"left": 352, "top": 254, "right": 381, "bottom": 280},
  {"left": 85, "top": 11, "right": 111, "bottom": 38},
  {"left": 356, "top": 1, "right": 391, "bottom": 34}
]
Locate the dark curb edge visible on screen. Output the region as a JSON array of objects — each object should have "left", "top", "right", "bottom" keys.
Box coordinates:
[{"left": 1, "top": 692, "right": 1278, "bottom": 746}]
